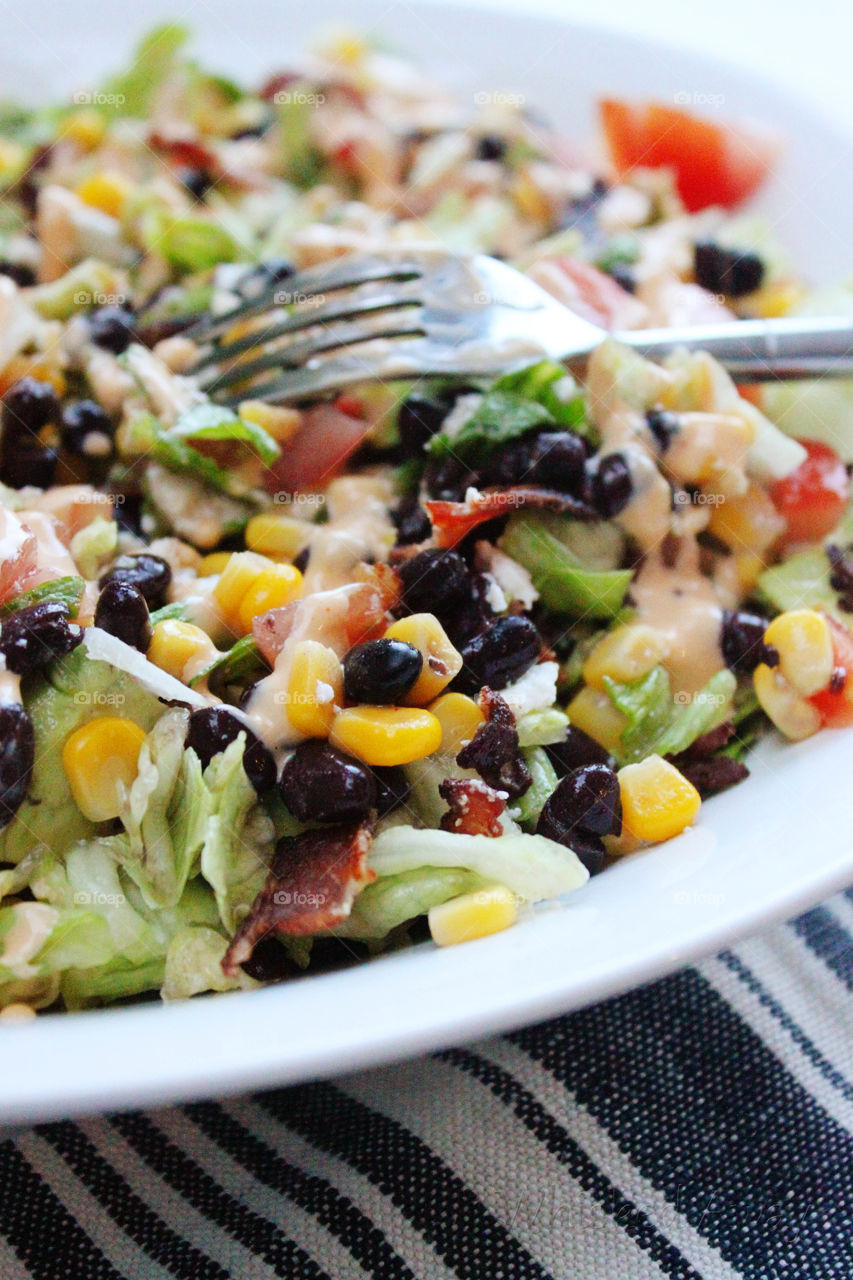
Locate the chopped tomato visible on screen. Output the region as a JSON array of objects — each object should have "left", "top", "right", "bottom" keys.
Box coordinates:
[
  {"left": 529, "top": 256, "right": 636, "bottom": 328},
  {"left": 810, "top": 616, "right": 853, "bottom": 728},
  {"left": 262, "top": 403, "right": 370, "bottom": 495},
  {"left": 770, "top": 440, "right": 850, "bottom": 547},
  {"left": 599, "top": 100, "right": 778, "bottom": 212},
  {"left": 736, "top": 384, "right": 764, "bottom": 408}
]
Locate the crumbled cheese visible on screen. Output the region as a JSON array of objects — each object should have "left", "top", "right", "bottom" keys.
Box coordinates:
[
  {"left": 500, "top": 660, "right": 559, "bottom": 721},
  {"left": 481, "top": 572, "right": 508, "bottom": 613}
]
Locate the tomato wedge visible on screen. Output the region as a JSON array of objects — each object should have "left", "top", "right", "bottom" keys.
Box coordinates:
[
  {"left": 770, "top": 439, "right": 851, "bottom": 547},
  {"left": 262, "top": 402, "right": 370, "bottom": 495},
  {"left": 599, "top": 100, "right": 778, "bottom": 212}
]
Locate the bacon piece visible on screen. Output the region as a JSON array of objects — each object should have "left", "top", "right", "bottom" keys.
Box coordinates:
[
  {"left": 456, "top": 688, "right": 531, "bottom": 799},
  {"left": 345, "top": 563, "right": 401, "bottom": 646},
  {"left": 439, "top": 778, "right": 505, "bottom": 837},
  {"left": 252, "top": 600, "right": 299, "bottom": 665},
  {"left": 426, "top": 486, "right": 596, "bottom": 548},
  {"left": 0, "top": 532, "right": 38, "bottom": 608},
  {"left": 222, "top": 819, "right": 375, "bottom": 976}
]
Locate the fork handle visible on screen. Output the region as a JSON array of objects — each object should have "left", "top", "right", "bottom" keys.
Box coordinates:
[{"left": 615, "top": 315, "right": 853, "bottom": 381}]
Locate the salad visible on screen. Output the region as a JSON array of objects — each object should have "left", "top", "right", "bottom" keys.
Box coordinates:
[{"left": 0, "top": 26, "right": 850, "bottom": 1016}]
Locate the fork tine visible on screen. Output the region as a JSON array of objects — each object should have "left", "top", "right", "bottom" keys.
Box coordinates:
[
  {"left": 191, "top": 287, "right": 421, "bottom": 373},
  {"left": 184, "top": 258, "right": 424, "bottom": 343},
  {"left": 201, "top": 320, "right": 427, "bottom": 393},
  {"left": 216, "top": 348, "right": 431, "bottom": 406}
]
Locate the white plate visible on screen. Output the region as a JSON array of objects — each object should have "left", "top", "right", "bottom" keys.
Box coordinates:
[{"left": 1, "top": 0, "right": 852, "bottom": 1124}]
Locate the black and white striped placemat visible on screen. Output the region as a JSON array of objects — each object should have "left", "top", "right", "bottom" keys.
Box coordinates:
[{"left": 1, "top": 888, "right": 851, "bottom": 1280}]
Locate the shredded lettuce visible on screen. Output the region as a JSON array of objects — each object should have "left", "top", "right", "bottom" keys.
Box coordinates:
[
  {"left": 163, "top": 925, "right": 255, "bottom": 999},
  {"left": 128, "top": 402, "right": 278, "bottom": 497},
  {"left": 331, "top": 867, "right": 485, "bottom": 940},
  {"left": 368, "top": 825, "right": 588, "bottom": 901},
  {"left": 512, "top": 748, "right": 559, "bottom": 828},
  {"left": 189, "top": 633, "right": 269, "bottom": 693},
  {"left": 153, "top": 215, "right": 239, "bottom": 273},
  {"left": 99, "top": 24, "right": 190, "bottom": 118},
  {"left": 29, "top": 259, "right": 126, "bottom": 320},
  {"left": 0, "top": 575, "right": 84, "bottom": 618},
  {"left": 516, "top": 707, "right": 570, "bottom": 748},
  {"left": 501, "top": 512, "right": 632, "bottom": 619},
  {"left": 69, "top": 516, "right": 116, "bottom": 579},
  {"left": 603, "top": 667, "right": 737, "bottom": 765}
]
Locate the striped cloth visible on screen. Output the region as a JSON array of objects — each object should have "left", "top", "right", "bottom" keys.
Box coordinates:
[{"left": 1, "top": 889, "right": 852, "bottom": 1280}]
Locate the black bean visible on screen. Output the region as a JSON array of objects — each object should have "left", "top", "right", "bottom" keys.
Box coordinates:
[
  {"left": 397, "top": 549, "right": 470, "bottom": 619},
  {"left": 343, "top": 638, "right": 423, "bottom": 705},
  {"left": 61, "top": 400, "right": 115, "bottom": 458},
  {"left": 115, "top": 492, "right": 143, "bottom": 537},
  {"left": 721, "top": 609, "right": 772, "bottom": 673},
  {"left": 2, "top": 376, "right": 59, "bottom": 443},
  {"left": 474, "top": 134, "right": 507, "bottom": 162},
  {"left": 456, "top": 615, "right": 540, "bottom": 693},
  {"left": 239, "top": 935, "right": 293, "bottom": 982},
  {"left": 176, "top": 166, "right": 213, "bottom": 200},
  {"left": 0, "top": 703, "right": 34, "bottom": 828},
  {"left": 87, "top": 305, "right": 136, "bottom": 354},
  {"left": 545, "top": 724, "right": 612, "bottom": 776},
  {"left": 537, "top": 814, "right": 606, "bottom": 875},
  {"left": 94, "top": 580, "right": 151, "bottom": 653},
  {"left": 397, "top": 395, "right": 448, "bottom": 454},
  {"left": 540, "top": 763, "right": 622, "bottom": 838},
  {"left": 529, "top": 431, "right": 586, "bottom": 492},
  {"left": 292, "top": 546, "right": 310, "bottom": 574},
  {"left": 392, "top": 495, "right": 432, "bottom": 546},
  {"left": 279, "top": 740, "right": 374, "bottom": 823},
  {"left": 423, "top": 455, "right": 476, "bottom": 501},
  {"left": 0, "top": 443, "right": 58, "bottom": 489},
  {"left": 646, "top": 407, "right": 679, "bottom": 453},
  {"left": 370, "top": 764, "right": 413, "bottom": 817},
  {"left": 99, "top": 554, "right": 172, "bottom": 610},
  {"left": 442, "top": 572, "right": 495, "bottom": 649},
  {"left": 590, "top": 451, "right": 633, "bottom": 517},
  {"left": 480, "top": 439, "right": 534, "bottom": 487},
  {"left": 0, "top": 601, "right": 82, "bottom": 676},
  {"left": 608, "top": 264, "right": 636, "bottom": 293},
  {"left": 186, "top": 705, "right": 276, "bottom": 794},
  {"left": 693, "top": 241, "right": 764, "bottom": 298},
  {"left": 0, "top": 261, "right": 36, "bottom": 288}
]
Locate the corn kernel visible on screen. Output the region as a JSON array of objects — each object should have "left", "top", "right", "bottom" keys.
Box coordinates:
[
  {"left": 764, "top": 609, "right": 834, "bottom": 698},
  {"left": 331, "top": 705, "right": 442, "bottom": 766},
  {"left": 0, "top": 357, "right": 65, "bottom": 397},
  {"left": 428, "top": 692, "right": 485, "bottom": 755},
  {"left": 245, "top": 512, "right": 310, "bottom": 560},
  {"left": 62, "top": 717, "right": 147, "bottom": 822},
  {"left": 147, "top": 619, "right": 219, "bottom": 682},
  {"left": 74, "top": 172, "right": 131, "bottom": 218},
  {"left": 618, "top": 755, "right": 701, "bottom": 844},
  {"left": 707, "top": 483, "right": 785, "bottom": 556},
  {"left": 212, "top": 550, "right": 271, "bottom": 623},
  {"left": 0, "top": 139, "right": 24, "bottom": 176},
  {"left": 285, "top": 640, "right": 343, "bottom": 738},
  {"left": 428, "top": 884, "right": 518, "bottom": 947},
  {"left": 197, "top": 551, "right": 233, "bottom": 576},
  {"left": 238, "top": 400, "right": 302, "bottom": 444},
  {"left": 754, "top": 663, "right": 822, "bottom": 741},
  {"left": 566, "top": 685, "right": 626, "bottom": 755},
  {"left": 63, "top": 108, "right": 106, "bottom": 150},
  {"left": 752, "top": 280, "right": 804, "bottom": 319},
  {"left": 384, "top": 614, "right": 462, "bottom": 705},
  {"left": 582, "top": 625, "right": 669, "bottom": 691},
  {"left": 510, "top": 171, "right": 550, "bottom": 223},
  {"left": 237, "top": 564, "right": 303, "bottom": 633}
]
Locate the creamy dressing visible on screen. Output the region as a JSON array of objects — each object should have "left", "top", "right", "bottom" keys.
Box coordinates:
[
  {"left": 631, "top": 551, "right": 727, "bottom": 695},
  {"left": 302, "top": 472, "right": 396, "bottom": 593},
  {"left": 0, "top": 903, "right": 58, "bottom": 979},
  {"left": 0, "top": 663, "right": 22, "bottom": 707}
]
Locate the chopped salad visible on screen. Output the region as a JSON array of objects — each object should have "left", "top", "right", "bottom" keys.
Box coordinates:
[{"left": 0, "top": 27, "right": 850, "bottom": 1015}]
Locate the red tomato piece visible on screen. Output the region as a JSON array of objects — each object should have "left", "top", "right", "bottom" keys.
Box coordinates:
[
  {"left": 810, "top": 616, "right": 853, "bottom": 728},
  {"left": 262, "top": 403, "right": 370, "bottom": 495},
  {"left": 599, "top": 99, "right": 778, "bottom": 212},
  {"left": 770, "top": 440, "right": 851, "bottom": 547}
]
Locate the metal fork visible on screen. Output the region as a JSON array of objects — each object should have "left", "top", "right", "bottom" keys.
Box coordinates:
[{"left": 186, "top": 249, "right": 853, "bottom": 405}]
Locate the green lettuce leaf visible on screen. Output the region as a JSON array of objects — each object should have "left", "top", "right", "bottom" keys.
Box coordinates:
[
  {"left": 501, "top": 512, "right": 632, "bottom": 619},
  {"left": 163, "top": 925, "right": 254, "bottom": 999},
  {"left": 99, "top": 24, "right": 189, "bottom": 118},
  {"left": 331, "top": 867, "right": 484, "bottom": 940},
  {"left": 603, "top": 667, "right": 736, "bottom": 764},
  {"left": 128, "top": 403, "right": 278, "bottom": 497},
  {"left": 513, "top": 748, "right": 559, "bottom": 828},
  {"left": 0, "top": 575, "right": 85, "bottom": 618},
  {"left": 200, "top": 737, "right": 276, "bottom": 934}
]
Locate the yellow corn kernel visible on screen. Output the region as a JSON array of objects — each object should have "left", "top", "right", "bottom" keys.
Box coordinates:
[
  {"left": 238, "top": 400, "right": 302, "bottom": 444},
  {"left": 331, "top": 705, "right": 442, "bottom": 766},
  {"left": 197, "top": 551, "right": 233, "bottom": 576},
  {"left": 582, "top": 625, "right": 669, "bottom": 691},
  {"left": 428, "top": 884, "right": 518, "bottom": 947},
  {"left": 63, "top": 107, "right": 106, "bottom": 150},
  {"left": 236, "top": 564, "right": 303, "bottom": 633},
  {"left": 754, "top": 662, "right": 822, "bottom": 741},
  {"left": 566, "top": 685, "right": 626, "bottom": 755},
  {"left": 0, "top": 357, "right": 65, "bottom": 397},
  {"left": 510, "top": 171, "right": 550, "bottom": 223},
  {"left": 384, "top": 614, "right": 462, "bottom": 705},
  {"left": 285, "top": 640, "right": 343, "bottom": 738},
  {"left": 212, "top": 551, "right": 271, "bottom": 622},
  {"left": 763, "top": 609, "right": 834, "bottom": 698},
  {"left": 62, "top": 717, "right": 147, "bottom": 822},
  {"left": 245, "top": 512, "right": 310, "bottom": 561},
  {"left": 618, "top": 755, "right": 701, "bottom": 844},
  {"left": 0, "top": 138, "right": 24, "bottom": 176},
  {"left": 147, "top": 619, "right": 219, "bottom": 682},
  {"left": 74, "top": 172, "right": 131, "bottom": 218},
  {"left": 707, "top": 483, "right": 785, "bottom": 556},
  {"left": 428, "top": 692, "right": 485, "bottom": 755},
  {"left": 751, "top": 279, "right": 804, "bottom": 319}
]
